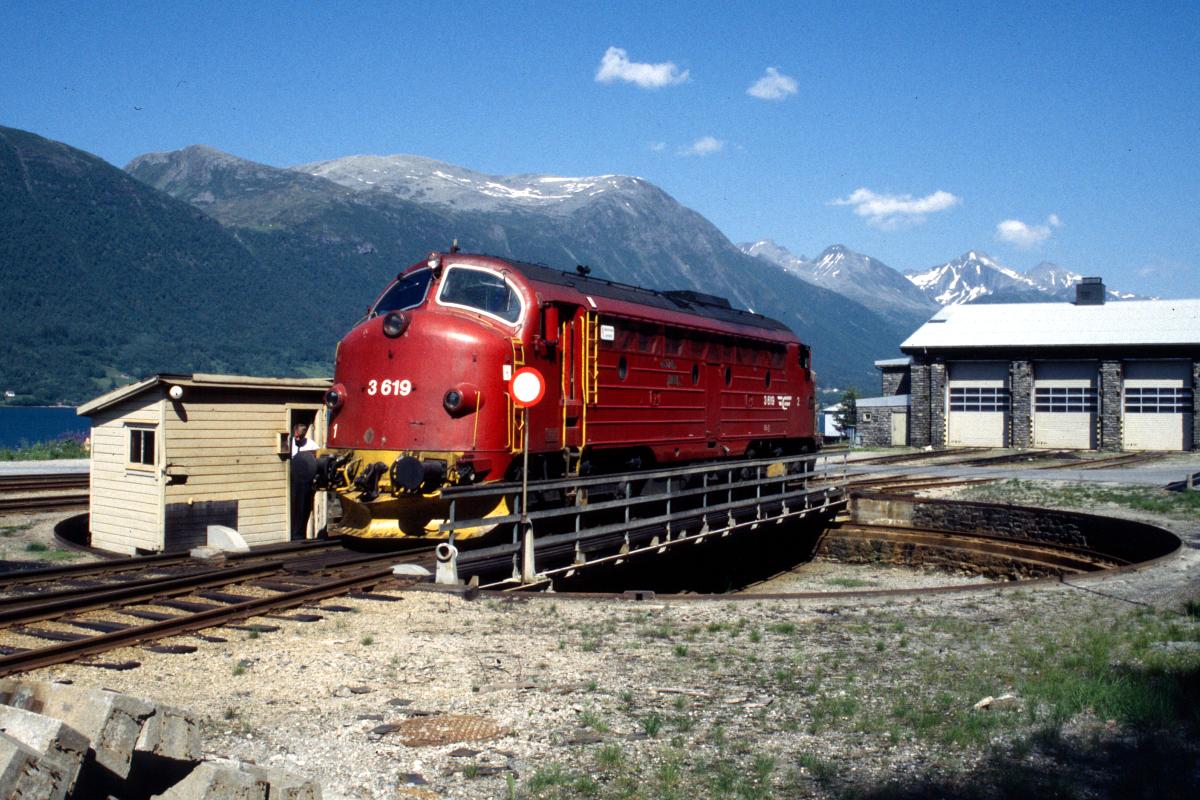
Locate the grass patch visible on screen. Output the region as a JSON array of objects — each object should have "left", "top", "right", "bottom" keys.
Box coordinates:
[
  {"left": 0, "top": 438, "right": 88, "bottom": 461},
  {"left": 964, "top": 479, "right": 1200, "bottom": 516}
]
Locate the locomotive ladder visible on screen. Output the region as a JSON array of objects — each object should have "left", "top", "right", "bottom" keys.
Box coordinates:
[{"left": 581, "top": 312, "right": 600, "bottom": 442}]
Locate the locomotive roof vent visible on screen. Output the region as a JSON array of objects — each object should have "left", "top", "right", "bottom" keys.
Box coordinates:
[{"left": 664, "top": 289, "right": 733, "bottom": 310}]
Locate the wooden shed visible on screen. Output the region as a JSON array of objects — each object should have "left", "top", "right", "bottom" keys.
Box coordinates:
[{"left": 77, "top": 373, "right": 331, "bottom": 555}]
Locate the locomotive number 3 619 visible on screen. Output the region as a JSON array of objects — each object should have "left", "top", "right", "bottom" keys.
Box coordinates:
[{"left": 367, "top": 378, "right": 413, "bottom": 397}]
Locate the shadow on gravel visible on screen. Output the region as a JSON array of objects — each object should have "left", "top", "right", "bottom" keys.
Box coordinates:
[{"left": 845, "top": 664, "right": 1200, "bottom": 800}]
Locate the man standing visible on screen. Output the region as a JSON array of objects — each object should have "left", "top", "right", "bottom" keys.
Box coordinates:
[{"left": 289, "top": 422, "right": 319, "bottom": 541}]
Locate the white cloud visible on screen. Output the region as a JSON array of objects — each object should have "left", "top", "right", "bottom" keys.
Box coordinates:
[
  {"left": 679, "top": 136, "right": 723, "bottom": 157},
  {"left": 747, "top": 67, "right": 798, "bottom": 100},
  {"left": 648, "top": 141, "right": 667, "bottom": 152},
  {"left": 830, "top": 187, "right": 962, "bottom": 229},
  {"left": 995, "top": 214, "right": 1063, "bottom": 248},
  {"left": 595, "top": 46, "right": 689, "bottom": 89}
]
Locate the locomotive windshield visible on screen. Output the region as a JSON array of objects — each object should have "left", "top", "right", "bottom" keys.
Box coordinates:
[
  {"left": 374, "top": 269, "right": 433, "bottom": 315},
  {"left": 437, "top": 266, "right": 523, "bottom": 324}
]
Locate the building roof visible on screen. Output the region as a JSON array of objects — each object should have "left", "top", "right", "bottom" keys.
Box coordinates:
[
  {"left": 857, "top": 394, "right": 911, "bottom": 408},
  {"left": 78, "top": 373, "right": 331, "bottom": 416},
  {"left": 874, "top": 357, "right": 913, "bottom": 368},
  {"left": 901, "top": 299, "right": 1200, "bottom": 351}
]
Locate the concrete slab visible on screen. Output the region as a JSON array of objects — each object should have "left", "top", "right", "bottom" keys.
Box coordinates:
[
  {"left": 0, "top": 731, "right": 71, "bottom": 800},
  {"left": 134, "top": 699, "right": 202, "bottom": 762},
  {"left": 151, "top": 760, "right": 269, "bottom": 799},
  {"left": 0, "top": 705, "right": 87, "bottom": 798},
  {"left": 0, "top": 679, "right": 154, "bottom": 778}
]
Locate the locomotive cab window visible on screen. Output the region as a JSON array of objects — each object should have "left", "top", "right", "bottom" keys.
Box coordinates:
[
  {"left": 373, "top": 268, "right": 433, "bottom": 315},
  {"left": 437, "top": 266, "right": 524, "bottom": 324}
]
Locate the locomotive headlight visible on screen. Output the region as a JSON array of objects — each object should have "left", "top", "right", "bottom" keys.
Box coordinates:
[
  {"left": 382, "top": 311, "right": 410, "bottom": 338},
  {"left": 324, "top": 383, "right": 346, "bottom": 409},
  {"left": 443, "top": 383, "right": 481, "bottom": 416}
]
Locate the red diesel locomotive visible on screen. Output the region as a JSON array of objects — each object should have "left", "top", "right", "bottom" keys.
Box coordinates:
[{"left": 321, "top": 251, "right": 819, "bottom": 539}]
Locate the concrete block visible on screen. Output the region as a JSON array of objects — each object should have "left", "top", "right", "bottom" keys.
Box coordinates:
[
  {"left": 237, "top": 762, "right": 323, "bottom": 800},
  {"left": 151, "top": 760, "right": 268, "bottom": 799},
  {"left": 135, "top": 700, "right": 202, "bottom": 762},
  {"left": 0, "top": 705, "right": 88, "bottom": 798},
  {"left": 0, "top": 679, "right": 154, "bottom": 778},
  {"left": 0, "top": 731, "right": 70, "bottom": 800},
  {"left": 207, "top": 525, "right": 250, "bottom": 553}
]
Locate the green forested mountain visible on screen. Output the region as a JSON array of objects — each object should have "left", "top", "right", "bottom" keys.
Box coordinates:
[{"left": 1, "top": 126, "right": 909, "bottom": 403}]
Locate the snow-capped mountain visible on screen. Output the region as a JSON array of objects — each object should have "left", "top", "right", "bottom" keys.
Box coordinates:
[
  {"left": 1026, "top": 261, "right": 1142, "bottom": 301},
  {"left": 296, "top": 154, "right": 645, "bottom": 215},
  {"left": 906, "top": 251, "right": 1050, "bottom": 305},
  {"left": 741, "top": 241, "right": 937, "bottom": 324}
]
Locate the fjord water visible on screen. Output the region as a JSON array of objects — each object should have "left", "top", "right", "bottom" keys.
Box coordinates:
[{"left": 0, "top": 407, "right": 89, "bottom": 449}]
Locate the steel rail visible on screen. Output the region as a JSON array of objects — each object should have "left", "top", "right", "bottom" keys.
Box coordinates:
[
  {"left": 0, "top": 537, "right": 342, "bottom": 587},
  {"left": 0, "top": 474, "right": 89, "bottom": 492},
  {"left": 0, "top": 567, "right": 400, "bottom": 677},
  {"left": 0, "top": 494, "right": 88, "bottom": 512}
]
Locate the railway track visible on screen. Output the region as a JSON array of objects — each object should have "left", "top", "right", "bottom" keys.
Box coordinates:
[
  {"left": 823, "top": 522, "right": 1125, "bottom": 575},
  {"left": 0, "top": 473, "right": 89, "bottom": 493},
  {"left": 0, "top": 493, "right": 89, "bottom": 513},
  {"left": 0, "top": 540, "right": 436, "bottom": 677}
]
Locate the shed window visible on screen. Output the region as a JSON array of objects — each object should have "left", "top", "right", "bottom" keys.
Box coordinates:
[
  {"left": 1035, "top": 387, "right": 1098, "bottom": 413},
  {"left": 128, "top": 427, "right": 156, "bottom": 467},
  {"left": 949, "top": 386, "right": 1009, "bottom": 412},
  {"left": 1125, "top": 387, "right": 1193, "bottom": 413}
]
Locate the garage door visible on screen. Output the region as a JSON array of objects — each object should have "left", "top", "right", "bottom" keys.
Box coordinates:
[
  {"left": 1123, "top": 361, "right": 1194, "bottom": 451},
  {"left": 1033, "top": 362, "right": 1098, "bottom": 449},
  {"left": 947, "top": 362, "right": 1009, "bottom": 447}
]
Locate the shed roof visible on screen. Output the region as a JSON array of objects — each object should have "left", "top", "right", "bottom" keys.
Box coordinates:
[
  {"left": 901, "top": 299, "right": 1200, "bottom": 351},
  {"left": 78, "top": 373, "right": 331, "bottom": 416},
  {"left": 857, "top": 394, "right": 911, "bottom": 408}
]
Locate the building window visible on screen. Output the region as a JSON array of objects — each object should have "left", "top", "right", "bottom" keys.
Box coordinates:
[
  {"left": 1124, "top": 387, "right": 1194, "bottom": 413},
  {"left": 862, "top": 411, "right": 872, "bottom": 422},
  {"left": 1035, "top": 386, "right": 1098, "bottom": 413},
  {"left": 949, "top": 386, "right": 1009, "bottom": 412},
  {"left": 128, "top": 427, "right": 156, "bottom": 467}
]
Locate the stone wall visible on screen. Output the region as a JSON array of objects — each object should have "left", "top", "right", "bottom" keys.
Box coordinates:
[
  {"left": 1193, "top": 359, "right": 1200, "bottom": 452},
  {"left": 1009, "top": 360, "right": 1032, "bottom": 448},
  {"left": 909, "top": 362, "right": 931, "bottom": 447},
  {"left": 881, "top": 366, "right": 910, "bottom": 396},
  {"left": 858, "top": 407, "right": 903, "bottom": 447},
  {"left": 930, "top": 361, "right": 947, "bottom": 447},
  {"left": 1099, "top": 360, "right": 1123, "bottom": 451},
  {"left": 850, "top": 494, "right": 1179, "bottom": 564}
]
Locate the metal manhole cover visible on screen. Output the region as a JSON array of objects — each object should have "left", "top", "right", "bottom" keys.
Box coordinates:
[{"left": 397, "top": 714, "right": 510, "bottom": 747}]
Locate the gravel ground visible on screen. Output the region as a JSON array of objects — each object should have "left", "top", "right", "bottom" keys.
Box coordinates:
[{"left": 7, "top": 480, "right": 1200, "bottom": 799}]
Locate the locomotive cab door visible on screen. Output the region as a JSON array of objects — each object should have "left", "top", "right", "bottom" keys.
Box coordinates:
[
  {"left": 705, "top": 362, "right": 724, "bottom": 448},
  {"left": 559, "top": 307, "right": 598, "bottom": 452}
]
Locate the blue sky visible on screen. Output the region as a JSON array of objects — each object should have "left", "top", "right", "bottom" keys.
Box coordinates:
[{"left": 3, "top": 0, "right": 1198, "bottom": 297}]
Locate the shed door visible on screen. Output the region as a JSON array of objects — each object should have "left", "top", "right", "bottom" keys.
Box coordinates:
[
  {"left": 1123, "top": 361, "right": 1194, "bottom": 451},
  {"left": 946, "top": 362, "right": 1009, "bottom": 447},
  {"left": 1033, "top": 361, "right": 1098, "bottom": 449},
  {"left": 890, "top": 411, "right": 908, "bottom": 446}
]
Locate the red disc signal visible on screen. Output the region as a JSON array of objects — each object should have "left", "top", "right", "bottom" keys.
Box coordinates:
[{"left": 510, "top": 367, "right": 546, "bottom": 408}]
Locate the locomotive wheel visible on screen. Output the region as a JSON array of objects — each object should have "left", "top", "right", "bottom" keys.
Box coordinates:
[{"left": 336, "top": 493, "right": 511, "bottom": 541}]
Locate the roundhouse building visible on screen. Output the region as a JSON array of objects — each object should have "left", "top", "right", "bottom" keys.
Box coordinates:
[{"left": 898, "top": 280, "right": 1199, "bottom": 452}]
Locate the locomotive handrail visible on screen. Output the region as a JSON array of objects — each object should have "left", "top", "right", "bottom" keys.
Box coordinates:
[
  {"left": 440, "top": 451, "right": 831, "bottom": 501},
  {"left": 438, "top": 461, "right": 836, "bottom": 532}
]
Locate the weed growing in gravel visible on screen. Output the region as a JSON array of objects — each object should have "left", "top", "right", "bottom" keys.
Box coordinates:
[
  {"left": 231, "top": 659, "right": 250, "bottom": 676},
  {"left": 673, "top": 644, "right": 689, "bottom": 657},
  {"left": 768, "top": 622, "right": 796, "bottom": 635},
  {"left": 826, "top": 576, "right": 872, "bottom": 588},
  {"left": 0, "top": 523, "right": 33, "bottom": 537},
  {"left": 586, "top": 679, "right": 598, "bottom": 692},
  {"left": 596, "top": 742, "right": 623, "bottom": 769},
  {"left": 579, "top": 710, "right": 609, "bottom": 733},
  {"left": 360, "top": 634, "right": 374, "bottom": 646},
  {"left": 642, "top": 712, "right": 663, "bottom": 738},
  {"left": 24, "top": 542, "right": 48, "bottom": 552}
]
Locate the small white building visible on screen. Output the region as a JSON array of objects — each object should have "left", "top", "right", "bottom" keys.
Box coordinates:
[{"left": 78, "top": 374, "right": 330, "bottom": 554}]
